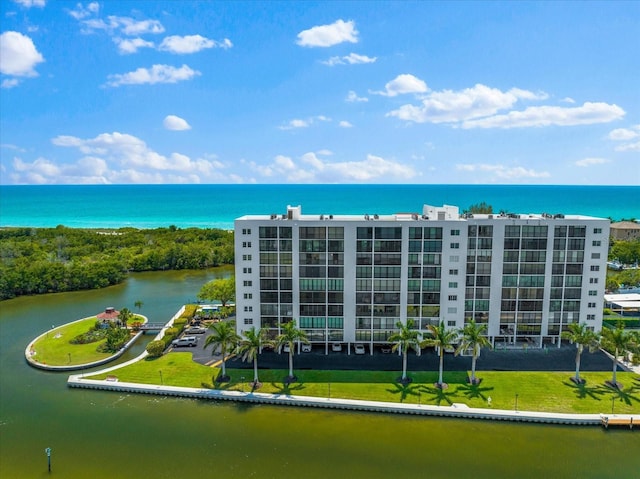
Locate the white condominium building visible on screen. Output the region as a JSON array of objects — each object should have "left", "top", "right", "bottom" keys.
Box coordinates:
[{"left": 234, "top": 204, "right": 609, "bottom": 351}]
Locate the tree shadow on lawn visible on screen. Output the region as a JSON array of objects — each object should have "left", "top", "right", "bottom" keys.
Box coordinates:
[
  {"left": 603, "top": 383, "right": 640, "bottom": 408},
  {"left": 419, "top": 384, "right": 459, "bottom": 406},
  {"left": 454, "top": 382, "right": 494, "bottom": 402},
  {"left": 269, "top": 381, "right": 306, "bottom": 396},
  {"left": 563, "top": 380, "right": 609, "bottom": 401},
  {"left": 386, "top": 381, "right": 423, "bottom": 403}
]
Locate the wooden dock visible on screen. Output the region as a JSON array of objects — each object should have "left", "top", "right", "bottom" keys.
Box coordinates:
[{"left": 602, "top": 416, "right": 635, "bottom": 429}]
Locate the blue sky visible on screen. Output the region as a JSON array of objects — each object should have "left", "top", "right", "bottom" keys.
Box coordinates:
[{"left": 1, "top": 0, "right": 638, "bottom": 185}]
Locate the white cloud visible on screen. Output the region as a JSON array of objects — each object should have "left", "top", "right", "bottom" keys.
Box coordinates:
[
  {"left": 322, "top": 53, "right": 376, "bottom": 66},
  {"left": 615, "top": 141, "right": 640, "bottom": 152},
  {"left": 561, "top": 97, "right": 575, "bottom": 104},
  {"left": 158, "top": 35, "right": 232, "bottom": 54},
  {"left": 456, "top": 163, "right": 550, "bottom": 180},
  {"left": 1, "top": 78, "right": 21, "bottom": 89},
  {"left": 0, "top": 31, "right": 44, "bottom": 77},
  {"left": 13, "top": 0, "right": 46, "bottom": 7},
  {"left": 80, "top": 15, "right": 164, "bottom": 36},
  {"left": 339, "top": 121, "right": 353, "bottom": 128},
  {"left": 105, "top": 64, "right": 200, "bottom": 87},
  {"left": 68, "top": 2, "right": 99, "bottom": 20},
  {"left": 461, "top": 102, "right": 625, "bottom": 129},
  {"left": 163, "top": 115, "right": 191, "bottom": 131},
  {"left": 388, "top": 84, "right": 545, "bottom": 123},
  {"left": 296, "top": 19, "right": 358, "bottom": 48},
  {"left": 279, "top": 116, "right": 331, "bottom": 130},
  {"left": 373, "top": 74, "right": 428, "bottom": 97},
  {"left": 607, "top": 125, "right": 640, "bottom": 141},
  {"left": 346, "top": 90, "right": 368, "bottom": 103},
  {"left": 575, "top": 157, "right": 610, "bottom": 167},
  {"left": 114, "top": 37, "right": 154, "bottom": 54}
]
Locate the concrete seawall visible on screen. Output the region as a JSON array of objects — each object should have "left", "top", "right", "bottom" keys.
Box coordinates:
[{"left": 66, "top": 375, "right": 638, "bottom": 427}]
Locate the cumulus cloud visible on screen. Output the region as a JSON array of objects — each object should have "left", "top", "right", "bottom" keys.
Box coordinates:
[
  {"left": 0, "top": 31, "right": 44, "bottom": 80},
  {"left": 81, "top": 15, "right": 165, "bottom": 35},
  {"left": 158, "top": 35, "right": 232, "bottom": 54},
  {"left": 388, "top": 84, "right": 546, "bottom": 123},
  {"left": 607, "top": 125, "right": 640, "bottom": 141},
  {"left": 456, "top": 163, "right": 550, "bottom": 180},
  {"left": 1, "top": 78, "right": 21, "bottom": 89},
  {"left": 278, "top": 116, "right": 331, "bottom": 130},
  {"left": 163, "top": 115, "right": 191, "bottom": 131},
  {"left": 346, "top": 90, "right": 368, "bottom": 103},
  {"left": 339, "top": 121, "right": 353, "bottom": 128},
  {"left": 114, "top": 37, "right": 154, "bottom": 54},
  {"left": 105, "top": 64, "right": 200, "bottom": 87},
  {"left": 68, "top": 2, "right": 99, "bottom": 20},
  {"left": 373, "top": 74, "right": 428, "bottom": 97},
  {"left": 13, "top": 0, "right": 46, "bottom": 7},
  {"left": 249, "top": 151, "right": 416, "bottom": 183},
  {"left": 575, "top": 157, "right": 610, "bottom": 167},
  {"left": 322, "top": 53, "right": 376, "bottom": 66},
  {"left": 461, "top": 102, "right": 625, "bottom": 129},
  {"left": 296, "top": 19, "right": 358, "bottom": 47}
]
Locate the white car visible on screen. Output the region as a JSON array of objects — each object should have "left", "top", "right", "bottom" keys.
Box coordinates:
[
  {"left": 331, "top": 342, "right": 342, "bottom": 352},
  {"left": 172, "top": 336, "right": 198, "bottom": 348},
  {"left": 354, "top": 343, "right": 366, "bottom": 355}
]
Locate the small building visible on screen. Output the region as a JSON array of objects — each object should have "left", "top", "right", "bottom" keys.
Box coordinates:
[
  {"left": 610, "top": 221, "right": 640, "bottom": 241},
  {"left": 97, "top": 307, "right": 120, "bottom": 326}
]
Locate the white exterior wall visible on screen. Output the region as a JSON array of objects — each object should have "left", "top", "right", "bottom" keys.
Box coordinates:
[{"left": 234, "top": 206, "right": 609, "bottom": 349}]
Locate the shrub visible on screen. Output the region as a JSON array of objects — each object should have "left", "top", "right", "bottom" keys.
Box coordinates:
[
  {"left": 146, "top": 340, "right": 165, "bottom": 358},
  {"left": 131, "top": 321, "right": 142, "bottom": 331},
  {"left": 173, "top": 318, "right": 188, "bottom": 331}
]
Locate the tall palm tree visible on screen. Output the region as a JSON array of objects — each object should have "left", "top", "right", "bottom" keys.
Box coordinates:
[
  {"left": 387, "top": 319, "right": 421, "bottom": 383},
  {"left": 425, "top": 321, "right": 459, "bottom": 388},
  {"left": 274, "top": 320, "right": 308, "bottom": 382},
  {"left": 117, "top": 307, "right": 132, "bottom": 329},
  {"left": 600, "top": 323, "right": 633, "bottom": 388},
  {"left": 456, "top": 319, "right": 491, "bottom": 385},
  {"left": 205, "top": 320, "right": 240, "bottom": 382},
  {"left": 561, "top": 322, "right": 599, "bottom": 384},
  {"left": 134, "top": 300, "right": 143, "bottom": 312},
  {"left": 236, "top": 326, "right": 273, "bottom": 388}
]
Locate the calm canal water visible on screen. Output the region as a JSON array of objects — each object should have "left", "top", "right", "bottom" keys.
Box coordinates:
[{"left": 1, "top": 268, "right": 638, "bottom": 478}]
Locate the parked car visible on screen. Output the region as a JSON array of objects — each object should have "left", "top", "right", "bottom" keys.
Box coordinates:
[
  {"left": 185, "top": 326, "right": 207, "bottom": 334},
  {"left": 331, "top": 342, "right": 343, "bottom": 352},
  {"left": 172, "top": 336, "right": 198, "bottom": 347},
  {"left": 282, "top": 343, "right": 291, "bottom": 353},
  {"left": 354, "top": 343, "right": 366, "bottom": 355},
  {"left": 301, "top": 343, "right": 312, "bottom": 353},
  {"left": 380, "top": 344, "right": 392, "bottom": 354}
]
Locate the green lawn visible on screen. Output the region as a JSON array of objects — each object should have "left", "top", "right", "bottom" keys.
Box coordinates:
[
  {"left": 30, "top": 316, "right": 141, "bottom": 366},
  {"left": 85, "top": 353, "right": 640, "bottom": 414}
]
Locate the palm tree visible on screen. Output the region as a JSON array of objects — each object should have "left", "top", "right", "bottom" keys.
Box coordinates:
[
  {"left": 561, "top": 322, "right": 599, "bottom": 384},
  {"left": 600, "top": 323, "right": 633, "bottom": 388},
  {"left": 274, "top": 320, "right": 308, "bottom": 382},
  {"left": 387, "top": 319, "right": 421, "bottom": 383},
  {"left": 117, "top": 307, "right": 132, "bottom": 329},
  {"left": 425, "top": 321, "right": 459, "bottom": 388},
  {"left": 456, "top": 319, "right": 491, "bottom": 385},
  {"left": 204, "top": 320, "right": 240, "bottom": 382},
  {"left": 134, "top": 300, "right": 143, "bottom": 312},
  {"left": 236, "top": 326, "right": 273, "bottom": 389}
]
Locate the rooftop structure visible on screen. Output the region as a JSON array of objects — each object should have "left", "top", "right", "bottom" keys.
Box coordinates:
[{"left": 235, "top": 204, "right": 610, "bottom": 353}]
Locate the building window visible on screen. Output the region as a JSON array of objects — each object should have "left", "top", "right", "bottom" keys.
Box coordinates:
[
  {"left": 448, "top": 282, "right": 458, "bottom": 288},
  {"left": 450, "top": 242, "right": 460, "bottom": 249},
  {"left": 243, "top": 280, "right": 252, "bottom": 287},
  {"left": 242, "top": 254, "right": 252, "bottom": 261},
  {"left": 592, "top": 240, "right": 601, "bottom": 247},
  {"left": 591, "top": 253, "right": 600, "bottom": 259},
  {"left": 587, "top": 314, "right": 595, "bottom": 320},
  {"left": 451, "top": 229, "right": 460, "bottom": 236},
  {"left": 447, "top": 320, "right": 456, "bottom": 327},
  {"left": 242, "top": 241, "right": 252, "bottom": 248},
  {"left": 588, "top": 302, "right": 596, "bottom": 308},
  {"left": 449, "top": 269, "right": 458, "bottom": 275},
  {"left": 450, "top": 255, "right": 459, "bottom": 263},
  {"left": 244, "top": 306, "right": 253, "bottom": 312},
  {"left": 448, "top": 295, "right": 457, "bottom": 301},
  {"left": 447, "top": 307, "right": 457, "bottom": 314},
  {"left": 243, "top": 267, "right": 252, "bottom": 274},
  {"left": 242, "top": 228, "right": 252, "bottom": 235},
  {"left": 244, "top": 318, "right": 253, "bottom": 325},
  {"left": 588, "top": 290, "right": 597, "bottom": 296},
  {"left": 589, "top": 278, "right": 598, "bottom": 284},
  {"left": 593, "top": 228, "right": 602, "bottom": 234},
  {"left": 243, "top": 293, "right": 252, "bottom": 299},
  {"left": 590, "top": 265, "right": 600, "bottom": 271}
]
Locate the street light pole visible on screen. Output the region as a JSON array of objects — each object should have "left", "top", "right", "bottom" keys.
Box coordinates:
[
  {"left": 159, "top": 370, "right": 163, "bottom": 385},
  {"left": 45, "top": 447, "right": 51, "bottom": 473},
  {"left": 515, "top": 393, "right": 519, "bottom": 412}
]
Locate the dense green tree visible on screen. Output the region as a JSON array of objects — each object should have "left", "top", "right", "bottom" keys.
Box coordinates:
[
  {"left": 204, "top": 320, "right": 240, "bottom": 382},
  {"left": 387, "top": 319, "right": 421, "bottom": 383},
  {"left": 561, "top": 322, "right": 599, "bottom": 384},
  {"left": 464, "top": 202, "right": 493, "bottom": 214},
  {"left": 197, "top": 277, "right": 235, "bottom": 307},
  {"left": 456, "top": 319, "right": 491, "bottom": 385}
]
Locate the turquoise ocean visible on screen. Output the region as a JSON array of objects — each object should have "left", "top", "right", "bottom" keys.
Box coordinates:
[{"left": 0, "top": 184, "right": 638, "bottom": 229}]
